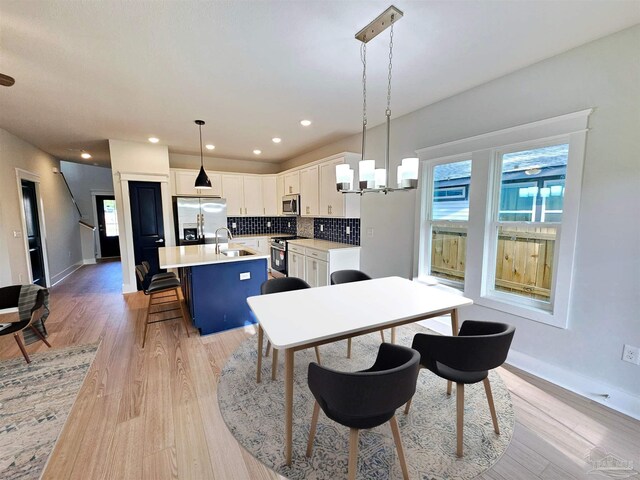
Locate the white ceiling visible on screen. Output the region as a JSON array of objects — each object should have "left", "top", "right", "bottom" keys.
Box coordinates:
[{"left": 1, "top": 1, "right": 638, "bottom": 168}]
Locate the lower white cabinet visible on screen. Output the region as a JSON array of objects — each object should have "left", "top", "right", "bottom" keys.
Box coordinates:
[{"left": 288, "top": 242, "right": 359, "bottom": 287}]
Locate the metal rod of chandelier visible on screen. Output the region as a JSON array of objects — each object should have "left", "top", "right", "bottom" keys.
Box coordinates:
[
  {"left": 194, "top": 119, "right": 212, "bottom": 189},
  {"left": 337, "top": 5, "right": 419, "bottom": 195}
]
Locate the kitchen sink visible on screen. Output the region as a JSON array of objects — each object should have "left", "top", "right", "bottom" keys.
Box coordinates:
[{"left": 221, "top": 249, "right": 253, "bottom": 257}]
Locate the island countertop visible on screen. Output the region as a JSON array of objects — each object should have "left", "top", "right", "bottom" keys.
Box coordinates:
[{"left": 159, "top": 243, "right": 269, "bottom": 269}]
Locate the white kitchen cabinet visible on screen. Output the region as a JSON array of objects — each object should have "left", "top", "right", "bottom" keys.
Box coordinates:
[
  {"left": 300, "top": 165, "right": 319, "bottom": 217},
  {"left": 319, "top": 158, "right": 360, "bottom": 218},
  {"left": 262, "top": 176, "right": 278, "bottom": 216},
  {"left": 276, "top": 174, "right": 285, "bottom": 215},
  {"left": 287, "top": 250, "right": 305, "bottom": 280},
  {"left": 173, "top": 169, "right": 222, "bottom": 197},
  {"left": 284, "top": 171, "right": 300, "bottom": 195},
  {"left": 222, "top": 174, "right": 245, "bottom": 216},
  {"left": 305, "top": 255, "right": 329, "bottom": 287},
  {"left": 243, "top": 176, "right": 263, "bottom": 216}
]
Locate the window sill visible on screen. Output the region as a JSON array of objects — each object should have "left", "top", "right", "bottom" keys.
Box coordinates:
[{"left": 474, "top": 294, "right": 567, "bottom": 329}]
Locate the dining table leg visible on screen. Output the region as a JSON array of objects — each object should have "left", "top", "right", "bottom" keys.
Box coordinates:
[
  {"left": 256, "top": 324, "right": 264, "bottom": 383},
  {"left": 285, "top": 347, "right": 295, "bottom": 465}
]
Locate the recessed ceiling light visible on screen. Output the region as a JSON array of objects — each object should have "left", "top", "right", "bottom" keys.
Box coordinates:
[
  {"left": 272, "top": 137, "right": 282, "bottom": 144},
  {"left": 148, "top": 137, "right": 159, "bottom": 143},
  {"left": 253, "top": 149, "right": 262, "bottom": 155},
  {"left": 300, "top": 120, "right": 312, "bottom": 127},
  {"left": 206, "top": 144, "right": 215, "bottom": 150},
  {"left": 81, "top": 152, "right": 92, "bottom": 159}
]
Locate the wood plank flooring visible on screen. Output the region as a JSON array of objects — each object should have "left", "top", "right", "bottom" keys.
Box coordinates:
[{"left": 1, "top": 261, "right": 638, "bottom": 479}]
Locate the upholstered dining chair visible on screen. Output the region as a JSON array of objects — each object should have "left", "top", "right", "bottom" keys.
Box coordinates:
[
  {"left": 330, "top": 269, "right": 386, "bottom": 358},
  {"left": 260, "top": 277, "right": 320, "bottom": 381},
  {"left": 405, "top": 320, "right": 515, "bottom": 457},
  {"left": 141, "top": 260, "right": 177, "bottom": 284},
  {"left": 135, "top": 265, "right": 190, "bottom": 348},
  {"left": 306, "top": 343, "right": 420, "bottom": 480},
  {"left": 0, "top": 285, "right": 51, "bottom": 363}
]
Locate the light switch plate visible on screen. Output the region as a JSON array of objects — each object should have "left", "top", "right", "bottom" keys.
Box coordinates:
[
  {"left": 267, "top": 221, "right": 271, "bottom": 227},
  {"left": 346, "top": 226, "right": 350, "bottom": 235},
  {"left": 240, "top": 272, "right": 251, "bottom": 280},
  {"left": 232, "top": 222, "right": 237, "bottom": 229},
  {"left": 320, "top": 225, "right": 324, "bottom": 232},
  {"left": 367, "top": 228, "right": 374, "bottom": 237}
]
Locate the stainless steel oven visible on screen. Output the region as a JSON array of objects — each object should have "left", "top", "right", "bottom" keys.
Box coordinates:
[{"left": 270, "top": 238, "right": 288, "bottom": 277}]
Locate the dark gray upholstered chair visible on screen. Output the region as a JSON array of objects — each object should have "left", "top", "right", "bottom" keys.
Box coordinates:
[
  {"left": 0, "top": 285, "right": 51, "bottom": 363},
  {"left": 141, "top": 260, "right": 177, "bottom": 284},
  {"left": 406, "top": 320, "right": 515, "bottom": 457},
  {"left": 260, "top": 277, "right": 320, "bottom": 380},
  {"left": 306, "top": 343, "right": 420, "bottom": 480},
  {"left": 330, "top": 269, "right": 386, "bottom": 358},
  {"left": 135, "top": 265, "right": 190, "bottom": 348}
]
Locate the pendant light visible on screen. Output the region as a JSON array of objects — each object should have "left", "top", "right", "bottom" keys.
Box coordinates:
[
  {"left": 337, "top": 5, "right": 419, "bottom": 195},
  {"left": 194, "top": 119, "right": 212, "bottom": 189}
]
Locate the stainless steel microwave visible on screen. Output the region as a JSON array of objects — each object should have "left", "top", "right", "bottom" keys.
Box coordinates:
[{"left": 282, "top": 194, "right": 300, "bottom": 216}]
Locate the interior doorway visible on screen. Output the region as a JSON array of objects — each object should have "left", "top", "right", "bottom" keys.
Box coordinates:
[
  {"left": 95, "top": 195, "right": 121, "bottom": 258},
  {"left": 21, "top": 179, "right": 47, "bottom": 286}
]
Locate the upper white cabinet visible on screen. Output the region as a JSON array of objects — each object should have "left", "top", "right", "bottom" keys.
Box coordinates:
[
  {"left": 276, "top": 174, "right": 285, "bottom": 215},
  {"left": 319, "top": 155, "right": 360, "bottom": 218},
  {"left": 262, "top": 176, "right": 278, "bottom": 216},
  {"left": 284, "top": 171, "right": 300, "bottom": 195},
  {"left": 243, "top": 175, "right": 263, "bottom": 216},
  {"left": 221, "top": 174, "right": 245, "bottom": 216},
  {"left": 300, "top": 165, "right": 319, "bottom": 217},
  {"left": 173, "top": 169, "right": 222, "bottom": 197}
]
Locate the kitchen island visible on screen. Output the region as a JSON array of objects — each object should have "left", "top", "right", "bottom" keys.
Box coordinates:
[{"left": 159, "top": 244, "right": 268, "bottom": 335}]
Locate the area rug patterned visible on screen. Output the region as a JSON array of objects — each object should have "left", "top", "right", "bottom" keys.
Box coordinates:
[
  {"left": 218, "top": 324, "right": 514, "bottom": 479},
  {"left": 0, "top": 343, "right": 99, "bottom": 480}
]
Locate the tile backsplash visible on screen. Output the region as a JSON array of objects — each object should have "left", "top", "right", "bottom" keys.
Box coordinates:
[
  {"left": 314, "top": 218, "right": 360, "bottom": 245},
  {"left": 227, "top": 216, "right": 296, "bottom": 236},
  {"left": 227, "top": 215, "right": 360, "bottom": 245}
]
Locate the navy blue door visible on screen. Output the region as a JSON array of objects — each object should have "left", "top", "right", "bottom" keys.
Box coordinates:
[
  {"left": 129, "top": 181, "right": 165, "bottom": 288},
  {"left": 21, "top": 180, "right": 46, "bottom": 286}
]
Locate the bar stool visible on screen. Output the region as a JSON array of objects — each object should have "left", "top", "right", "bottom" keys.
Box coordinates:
[{"left": 135, "top": 265, "right": 190, "bottom": 348}]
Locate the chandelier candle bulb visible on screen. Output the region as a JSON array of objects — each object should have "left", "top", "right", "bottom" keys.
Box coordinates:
[
  {"left": 335, "top": 164, "right": 354, "bottom": 191},
  {"left": 397, "top": 164, "right": 406, "bottom": 188},
  {"left": 359, "top": 159, "right": 376, "bottom": 189},
  {"left": 374, "top": 168, "right": 387, "bottom": 188}
]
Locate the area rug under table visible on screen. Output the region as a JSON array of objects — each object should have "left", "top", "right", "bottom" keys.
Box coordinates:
[
  {"left": 218, "top": 324, "right": 514, "bottom": 479},
  {"left": 0, "top": 343, "right": 99, "bottom": 480}
]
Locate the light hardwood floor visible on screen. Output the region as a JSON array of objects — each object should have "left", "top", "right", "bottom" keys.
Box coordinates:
[{"left": 1, "top": 261, "right": 638, "bottom": 479}]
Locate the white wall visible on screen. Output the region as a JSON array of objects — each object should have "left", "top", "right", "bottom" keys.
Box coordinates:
[
  {"left": 0, "top": 128, "right": 83, "bottom": 286},
  {"left": 285, "top": 26, "right": 640, "bottom": 407},
  {"left": 170, "top": 152, "right": 279, "bottom": 175},
  {"left": 60, "top": 161, "right": 114, "bottom": 262},
  {"left": 108, "top": 139, "right": 172, "bottom": 293}
]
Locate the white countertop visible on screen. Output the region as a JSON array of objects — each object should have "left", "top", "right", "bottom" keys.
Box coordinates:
[
  {"left": 159, "top": 243, "right": 269, "bottom": 269},
  {"left": 286, "top": 238, "right": 360, "bottom": 251}
]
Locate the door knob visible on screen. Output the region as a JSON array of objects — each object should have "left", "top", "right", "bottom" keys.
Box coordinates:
[{"left": 155, "top": 238, "right": 164, "bottom": 243}]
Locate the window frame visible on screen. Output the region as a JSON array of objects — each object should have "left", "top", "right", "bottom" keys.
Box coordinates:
[
  {"left": 414, "top": 109, "right": 591, "bottom": 328},
  {"left": 416, "top": 154, "right": 472, "bottom": 288}
]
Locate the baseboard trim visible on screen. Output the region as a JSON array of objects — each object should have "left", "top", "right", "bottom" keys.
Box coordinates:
[
  {"left": 417, "top": 317, "right": 640, "bottom": 421},
  {"left": 50, "top": 262, "right": 84, "bottom": 286},
  {"left": 83, "top": 258, "right": 97, "bottom": 265},
  {"left": 122, "top": 282, "right": 137, "bottom": 294}
]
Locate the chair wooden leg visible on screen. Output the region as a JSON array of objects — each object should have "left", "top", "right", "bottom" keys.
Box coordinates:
[
  {"left": 176, "top": 288, "right": 190, "bottom": 338},
  {"left": 271, "top": 348, "right": 279, "bottom": 381},
  {"left": 348, "top": 428, "right": 359, "bottom": 480},
  {"left": 265, "top": 341, "right": 271, "bottom": 357},
  {"left": 14, "top": 334, "right": 31, "bottom": 364},
  {"left": 456, "top": 383, "right": 464, "bottom": 457},
  {"left": 346, "top": 338, "right": 351, "bottom": 359},
  {"left": 30, "top": 325, "right": 51, "bottom": 347},
  {"left": 389, "top": 416, "right": 410, "bottom": 480},
  {"left": 142, "top": 294, "right": 152, "bottom": 348},
  {"left": 256, "top": 324, "right": 264, "bottom": 383},
  {"left": 306, "top": 401, "right": 320, "bottom": 457},
  {"left": 483, "top": 377, "right": 500, "bottom": 434},
  {"left": 314, "top": 346, "right": 321, "bottom": 365},
  {"left": 447, "top": 380, "right": 452, "bottom": 395},
  {"left": 380, "top": 329, "right": 385, "bottom": 342},
  {"left": 403, "top": 397, "right": 413, "bottom": 415}
]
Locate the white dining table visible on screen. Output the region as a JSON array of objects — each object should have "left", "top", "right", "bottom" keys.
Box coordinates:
[{"left": 246, "top": 276, "right": 473, "bottom": 465}]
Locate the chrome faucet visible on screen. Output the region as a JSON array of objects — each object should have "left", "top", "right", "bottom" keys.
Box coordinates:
[{"left": 215, "top": 227, "right": 233, "bottom": 253}]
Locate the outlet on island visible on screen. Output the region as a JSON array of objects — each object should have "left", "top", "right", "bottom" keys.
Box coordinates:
[{"left": 240, "top": 272, "right": 251, "bottom": 280}]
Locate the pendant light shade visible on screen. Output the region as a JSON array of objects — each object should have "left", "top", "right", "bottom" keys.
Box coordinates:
[{"left": 194, "top": 120, "right": 212, "bottom": 189}]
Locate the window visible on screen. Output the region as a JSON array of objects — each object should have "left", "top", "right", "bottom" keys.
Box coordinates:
[
  {"left": 415, "top": 109, "right": 591, "bottom": 328},
  {"left": 422, "top": 158, "right": 471, "bottom": 286},
  {"left": 490, "top": 144, "right": 568, "bottom": 304},
  {"left": 102, "top": 199, "right": 119, "bottom": 237}
]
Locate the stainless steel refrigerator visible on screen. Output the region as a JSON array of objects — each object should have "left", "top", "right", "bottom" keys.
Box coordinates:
[{"left": 173, "top": 197, "right": 228, "bottom": 246}]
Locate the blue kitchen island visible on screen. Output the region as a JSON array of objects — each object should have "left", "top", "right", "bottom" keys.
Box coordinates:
[{"left": 159, "top": 244, "right": 268, "bottom": 335}]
